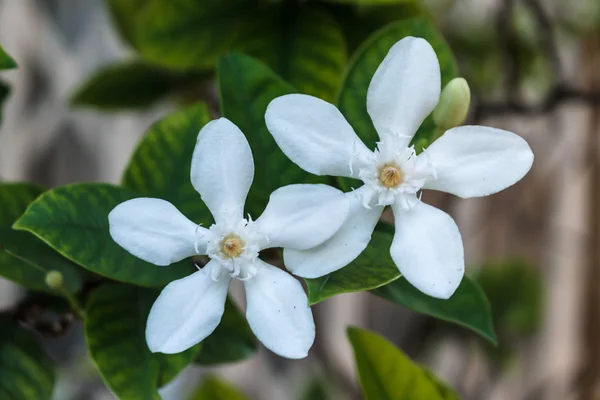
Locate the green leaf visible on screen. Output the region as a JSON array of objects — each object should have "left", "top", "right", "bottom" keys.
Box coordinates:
[
  {"left": 85, "top": 284, "right": 199, "bottom": 400},
  {"left": 306, "top": 231, "right": 398, "bottom": 304},
  {"left": 189, "top": 376, "right": 248, "bottom": 400},
  {"left": 338, "top": 17, "right": 458, "bottom": 152},
  {"left": 13, "top": 183, "right": 193, "bottom": 287},
  {"left": 218, "top": 53, "right": 323, "bottom": 216},
  {"left": 106, "top": 0, "right": 149, "bottom": 48},
  {"left": 122, "top": 103, "right": 213, "bottom": 225},
  {"left": 300, "top": 379, "right": 331, "bottom": 400},
  {"left": 0, "top": 183, "right": 83, "bottom": 293},
  {"left": 0, "top": 44, "right": 17, "bottom": 70},
  {"left": 373, "top": 276, "right": 497, "bottom": 344},
  {"left": 0, "top": 315, "right": 56, "bottom": 400},
  {"left": 136, "top": 0, "right": 274, "bottom": 71},
  {"left": 323, "top": 0, "right": 417, "bottom": 4},
  {"left": 0, "top": 80, "right": 9, "bottom": 123},
  {"left": 195, "top": 297, "right": 257, "bottom": 365},
  {"left": 347, "top": 327, "right": 459, "bottom": 400},
  {"left": 71, "top": 62, "right": 178, "bottom": 110}
]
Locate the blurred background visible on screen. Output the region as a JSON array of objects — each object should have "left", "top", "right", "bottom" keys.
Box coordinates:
[{"left": 1, "top": 0, "right": 599, "bottom": 399}]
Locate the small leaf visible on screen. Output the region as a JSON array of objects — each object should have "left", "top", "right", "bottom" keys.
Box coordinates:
[
  {"left": 306, "top": 231, "right": 398, "bottom": 304},
  {"left": 373, "top": 276, "right": 497, "bottom": 344},
  {"left": 347, "top": 327, "right": 459, "bottom": 400},
  {"left": 85, "top": 283, "right": 199, "bottom": 400},
  {"left": 13, "top": 183, "right": 193, "bottom": 287},
  {"left": 195, "top": 297, "right": 257, "bottom": 365},
  {"left": 0, "top": 44, "right": 17, "bottom": 70},
  {"left": 106, "top": 0, "right": 149, "bottom": 48},
  {"left": 0, "top": 315, "right": 56, "bottom": 400},
  {"left": 338, "top": 17, "right": 458, "bottom": 150},
  {"left": 71, "top": 62, "right": 179, "bottom": 110},
  {"left": 122, "top": 103, "right": 213, "bottom": 225},
  {"left": 0, "top": 183, "right": 83, "bottom": 293},
  {"left": 218, "top": 53, "right": 323, "bottom": 216},
  {"left": 189, "top": 376, "right": 248, "bottom": 400}
]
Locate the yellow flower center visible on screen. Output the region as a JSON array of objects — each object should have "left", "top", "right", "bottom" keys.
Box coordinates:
[
  {"left": 379, "top": 165, "right": 403, "bottom": 188},
  {"left": 221, "top": 234, "right": 244, "bottom": 258}
]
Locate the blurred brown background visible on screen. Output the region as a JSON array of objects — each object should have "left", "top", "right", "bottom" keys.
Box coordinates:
[{"left": 1, "top": 0, "right": 599, "bottom": 399}]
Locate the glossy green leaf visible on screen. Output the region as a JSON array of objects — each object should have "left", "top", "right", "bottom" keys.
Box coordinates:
[
  {"left": 347, "top": 327, "right": 459, "bottom": 400},
  {"left": 71, "top": 62, "right": 178, "bottom": 110},
  {"left": 189, "top": 376, "right": 248, "bottom": 400},
  {"left": 106, "top": 0, "right": 149, "bottom": 47},
  {"left": 306, "top": 231, "right": 398, "bottom": 304},
  {"left": 0, "top": 315, "right": 56, "bottom": 400},
  {"left": 195, "top": 297, "right": 257, "bottom": 365},
  {"left": 136, "top": 0, "right": 274, "bottom": 70},
  {"left": 122, "top": 103, "right": 213, "bottom": 225},
  {"left": 0, "top": 183, "right": 83, "bottom": 293},
  {"left": 218, "top": 53, "right": 323, "bottom": 216},
  {"left": 13, "top": 183, "right": 193, "bottom": 287},
  {"left": 373, "top": 276, "right": 497, "bottom": 344},
  {"left": 85, "top": 284, "right": 199, "bottom": 400},
  {"left": 338, "top": 17, "right": 458, "bottom": 152},
  {"left": 0, "top": 44, "right": 17, "bottom": 70}
]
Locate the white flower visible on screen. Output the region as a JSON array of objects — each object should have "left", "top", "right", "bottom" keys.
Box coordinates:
[
  {"left": 265, "top": 37, "right": 534, "bottom": 299},
  {"left": 108, "top": 118, "right": 350, "bottom": 358}
]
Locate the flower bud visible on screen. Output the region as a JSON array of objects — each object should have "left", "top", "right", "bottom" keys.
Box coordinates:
[
  {"left": 433, "top": 77, "right": 471, "bottom": 130},
  {"left": 45, "top": 270, "right": 64, "bottom": 290}
]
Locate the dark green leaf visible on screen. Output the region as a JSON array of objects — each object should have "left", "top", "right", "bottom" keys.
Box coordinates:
[
  {"left": 189, "top": 376, "right": 248, "bottom": 400},
  {"left": 106, "top": 0, "right": 149, "bottom": 48},
  {"left": 373, "top": 276, "right": 497, "bottom": 344},
  {"left": 0, "top": 80, "right": 9, "bottom": 123},
  {"left": 13, "top": 183, "right": 193, "bottom": 287},
  {"left": 71, "top": 62, "right": 178, "bottom": 110},
  {"left": 218, "top": 53, "right": 323, "bottom": 216},
  {"left": 195, "top": 297, "right": 257, "bottom": 365},
  {"left": 338, "top": 17, "right": 458, "bottom": 152},
  {"left": 347, "top": 327, "right": 459, "bottom": 400},
  {"left": 0, "top": 183, "right": 83, "bottom": 293},
  {"left": 122, "top": 103, "right": 213, "bottom": 225},
  {"left": 0, "top": 44, "right": 17, "bottom": 70},
  {"left": 0, "top": 315, "right": 56, "bottom": 400},
  {"left": 306, "top": 231, "right": 398, "bottom": 304},
  {"left": 300, "top": 379, "right": 331, "bottom": 400},
  {"left": 85, "top": 284, "right": 199, "bottom": 400}
]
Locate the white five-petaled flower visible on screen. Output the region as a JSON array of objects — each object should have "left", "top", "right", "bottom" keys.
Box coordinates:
[
  {"left": 108, "top": 118, "right": 350, "bottom": 358},
  {"left": 265, "top": 37, "right": 534, "bottom": 299}
]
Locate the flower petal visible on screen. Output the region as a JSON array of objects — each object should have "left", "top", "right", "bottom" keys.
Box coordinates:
[
  {"left": 284, "top": 187, "right": 383, "bottom": 278},
  {"left": 190, "top": 118, "right": 254, "bottom": 223},
  {"left": 146, "top": 263, "right": 231, "bottom": 354},
  {"left": 254, "top": 184, "right": 349, "bottom": 250},
  {"left": 423, "top": 126, "right": 534, "bottom": 198},
  {"left": 390, "top": 201, "right": 464, "bottom": 299},
  {"left": 108, "top": 198, "right": 206, "bottom": 266},
  {"left": 244, "top": 260, "right": 314, "bottom": 359},
  {"left": 367, "top": 37, "right": 441, "bottom": 145},
  {"left": 265, "top": 94, "right": 372, "bottom": 178}
]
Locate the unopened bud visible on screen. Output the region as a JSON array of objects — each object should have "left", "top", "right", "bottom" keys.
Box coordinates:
[
  {"left": 433, "top": 77, "right": 471, "bottom": 130},
  {"left": 45, "top": 271, "right": 64, "bottom": 290}
]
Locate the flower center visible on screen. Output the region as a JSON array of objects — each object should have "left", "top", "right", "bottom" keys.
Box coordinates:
[
  {"left": 221, "top": 234, "right": 244, "bottom": 258},
  {"left": 379, "top": 165, "right": 403, "bottom": 188}
]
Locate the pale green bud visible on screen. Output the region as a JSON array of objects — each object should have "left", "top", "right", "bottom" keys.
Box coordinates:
[
  {"left": 433, "top": 77, "right": 471, "bottom": 130},
  {"left": 45, "top": 270, "right": 64, "bottom": 290}
]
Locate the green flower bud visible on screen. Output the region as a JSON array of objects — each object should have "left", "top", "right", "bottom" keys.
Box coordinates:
[
  {"left": 45, "top": 270, "right": 64, "bottom": 290},
  {"left": 433, "top": 77, "right": 471, "bottom": 131}
]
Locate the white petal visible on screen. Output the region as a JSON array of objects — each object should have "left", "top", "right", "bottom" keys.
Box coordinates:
[
  {"left": 108, "top": 198, "right": 206, "bottom": 266},
  {"left": 265, "top": 94, "right": 372, "bottom": 178},
  {"left": 284, "top": 187, "right": 383, "bottom": 278},
  {"left": 367, "top": 37, "right": 441, "bottom": 146},
  {"left": 423, "top": 126, "right": 534, "bottom": 198},
  {"left": 146, "top": 263, "right": 231, "bottom": 354},
  {"left": 190, "top": 118, "right": 254, "bottom": 223},
  {"left": 255, "top": 184, "right": 350, "bottom": 250},
  {"left": 244, "top": 260, "right": 314, "bottom": 359},
  {"left": 390, "top": 201, "right": 464, "bottom": 299}
]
